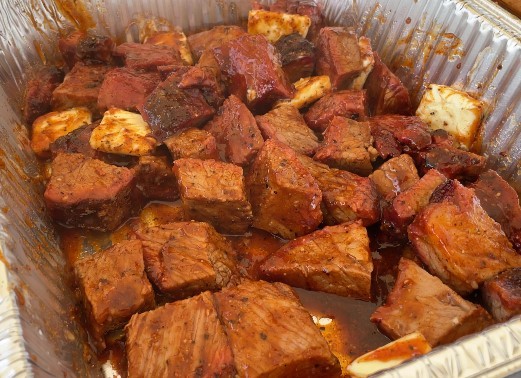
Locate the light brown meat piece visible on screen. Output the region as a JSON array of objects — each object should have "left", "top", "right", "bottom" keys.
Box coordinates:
[
  {"left": 173, "top": 158, "right": 253, "bottom": 234},
  {"left": 260, "top": 221, "right": 373, "bottom": 300},
  {"left": 408, "top": 180, "right": 521, "bottom": 294},
  {"left": 164, "top": 128, "right": 219, "bottom": 161},
  {"left": 255, "top": 105, "right": 319, "bottom": 156},
  {"left": 246, "top": 140, "right": 322, "bottom": 239},
  {"left": 371, "top": 258, "right": 493, "bottom": 347},
  {"left": 482, "top": 268, "right": 521, "bottom": 322},
  {"left": 126, "top": 292, "right": 236, "bottom": 378},
  {"left": 214, "top": 280, "right": 341, "bottom": 378},
  {"left": 370, "top": 154, "right": 420, "bottom": 200},
  {"left": 134, "top": 155, "right": 179, "bottom": 202},
  {"left": 314, "top": 117, "right": 374, "bottom": 176},
  {"left": 188, "top": 25, "right": 246, "bottom": 63}
]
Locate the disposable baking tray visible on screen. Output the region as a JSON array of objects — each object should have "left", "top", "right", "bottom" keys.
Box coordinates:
[{"left": 0, "top": 0, "right": 520, "bottom": 377}]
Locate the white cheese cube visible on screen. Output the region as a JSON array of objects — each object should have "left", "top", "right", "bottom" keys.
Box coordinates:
[
  {"left": 247, "top": 10, "right": 311, "bottom": 43},
  {"left": 350, "top": 37, "right": 375, "bottom": 90},
  {"left": 346, "top": 332, "right": 432, "bottom": 378},
  {"left": 30, "top": 107, "right": 92, "bottom": 158},
  {"left": 90, "top": 108, "right": 157, "bottom": 156},
  {"left": 416, "top": 84, "right": 483, "bottom": 149},
  {"left": 276, "top": 76, "right": 331, "bottom": 109}
]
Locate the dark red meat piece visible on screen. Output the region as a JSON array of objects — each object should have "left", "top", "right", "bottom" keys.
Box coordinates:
[
  {"left": 482, "top": 268, "right": 521, "bottom": 322},
  {"left": 134, "top": 155, "right": 179, "bottom": 202},
  {"left": 59, "top": 31, "right": 114, "bottom": 68},
  {"left": 113, "top": 42, "right": 185, "bottom": 71},
  {"left": 274, "top": 33, "right": 315, "bottom": 83},
  {"left": 23, "top": 66, "right": 64, "bottom": 125},
  {"left": 187, "top": 25, "right": 246, "bottom": 63}
]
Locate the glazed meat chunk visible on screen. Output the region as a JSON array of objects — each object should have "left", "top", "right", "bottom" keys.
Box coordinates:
[
  {"left": 59, "top": 31, "right": 114, "bottom": 68},
  {"left": 246, "top": 140, "right": 322, "bottom": 239},
  {"left": 23, "top": 66, "right": 64, "bottom": 125},
  {"left": 482, "top": 268, "right": 521, "bottom": 322},
  {"left": 371, "top": 258, "right": 492, "bottom": 347},
  {"left": 408, "top": 180, "right": 521, "bottom": 294},
  {"left": 204, "top": 95, "right": 264, "bottom": 166},
  {"left": 135, "top": 222, "right": 239, "bottom": 299},
  {"left": 304, "top": 90, "right": 367, "bottom": 132},
  {"left": 471, "top": 170, "right": 521, "bottom": 252},
  {"left": 187, "top": 25, "right": 246, "bottom": 63},
  {"left": 370, "top": 154, "right": 420, "bottom": 200},
  {"left": 164, "top": 128, "right": 219, "bottom": 161},
  {"left": 74, "top": 240, "right": 155, "bottom": 348},
  {"left": 274, "top": 33, "right": 315, "bottom": 82},
  {"left": 134, "top": 155, "right": 179, "bottom": 201},
  {"left": 315, "top": 27, "right": 363, "bottom": 90},
  {"left": 255, "top": 104, "right": 319, "bottom": 156},
  {"left": 114, "top": 42, "right": 185, "bottom": 71},
  {"left": 314, "top": 117, "right": 374, "bottom": 176},
  {"left": 178, "top": 65, "right": 226, "bottom": 109},
  {"left": 260, "top": 221, "right": 373, "bottom": 300},
  {"left": 173, "top": 158, "right": 253, "bottom": 234},
  {"left": 214, "top": 280, "right": 341, "bottom": 377},
  {"left": 50, "top": 122, "right": 100, "bottom": 159},
  {"left": 126, "top": 292, "right": 236, "bottom": 378},
  {"left": 44, "top": 153, "right": 135, "bottom": 231},
  {"left": 213, "top": 34, "right": 294, "bottom": 113}
]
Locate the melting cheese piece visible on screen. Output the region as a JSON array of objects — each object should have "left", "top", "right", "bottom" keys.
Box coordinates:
[
  {"left": 416, "top": 84, "right": 483, "bottom": 150},
  {"left": 31, "top": 107, "right": 92, "bottom": 158},
  {"left": 247, "top": 10, "right": 311, "bottom": 43},
  {"left": 276, "top": 76, "right": 331, "bottom": 109},
  {"left": 346, "top": 332, "right": 432, "bottom": 378},
  {"left": 90, "top": 108, "right": 157, "bottom": 156},
  {"left": 350, "top": 36, "right": 375, "bottom": 90}
]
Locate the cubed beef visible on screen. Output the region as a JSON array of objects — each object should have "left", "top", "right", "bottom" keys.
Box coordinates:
[
  {"left": 135, "top": 222, "right": 240, "bottom": 299},
  {"left": 260, "top": 221, "right": 373, "bottom": 299},
  {"left": 370, "top": 154, "right": 420, "bottom": 200},
  {"left": 471, "top": 170, "right": 521, "bottom": 252},
  {"left": 274, "top": 33, "right": 315, "bottom": 83},
  {"left": 369, "top": 115, "right": 432, "bottom": 159},
  {"left": 482, "top": 268, "right": 521, "bottom": 322},
  {"left": 58, "top": 31, "right": 83, "bottom": 68},
  {"left": 59, "top": 31, "right": 114, "bottom": 68},
  {"left": 173, "top": 158, "right": 253, "bottom": 234},
  {"left": 204, "top": 95, "right": 264, "bottom": 166},
  {"left": 134, "top": 155, "right": 179, "bottom": 201},
  {"left": 74, "top": 240, "right": 155, "bottom": 348},
  {"left": 213, "top": 34, "right": 294, "bottom": 113},
  {"left": 142, "top": 68, "right": 215, "bottom": 142},
  {"left": 23, "top": 66, "right": 64, "bottom": 125},
  {"left": 98, "top": 68, "right": 161, "bottom": 112},
  {"left": 144, "top": 31, "right": 193, "bottom": 65},
  {"left": 304, "top": 90, "right": 367, "bottom": 132},
  {"left": 364, "top": 52, "right": 412, "bottom": 115},
  {"left": 315, "top": 27, "right": 363, "bottom": 90},
  {"left": 408, "top": 180, "right": 521, "bottom": 294},
  {"left": 381, "top": 169, "right": 447, "bottom": 239},
  {"left": 314, "top": 117, "right": 374, "bottom": 176},
  {"left": 178, "top": 66, "right": 226, "bottom": 109},
  {"left": 214, "top": 280, "right": 341, "bottom": 377},
  {"left": 371, "top": 258, "right": 492, "bottom": 346},
  {"left": 299, "top": 155, "right": 380, "bottom": 226},
  {"left": 126, "top": 291, "right": 236, "bottom": 377},
  {"left": 113, "top": 42, "right": 185, "bottom": 71},
  {"left": 50, "top": 122, "right": 100, "bottom": 159},
  {"left": 164, "top": 128, "right": 219, "bottom": 161},
  {"left": 255, "top": 104, "right": 318, "bottom": 156},
  {"left": 246, "top": 140, "right": 322, "bottom": 239},
  {"left": 44, "top": 153, "right": 135, "bottom": 231},
  {"left": 188, "top": 25, "right": 246, "bottom": 63},
  {"left": 431, "top": 128, "right": 459, "bottom": 148}
]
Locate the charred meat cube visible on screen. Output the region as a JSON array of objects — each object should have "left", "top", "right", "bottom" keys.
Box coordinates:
[
  {"left": 364, "top": 52, "right": 412, "bottom": 116},
  {"left": 381, "top": 169, "right": 447, "bottom": 239},
  {"left": 144, "top": 31, "right": 193, "bottom": 65},
  {"left": 214, "top": 280, "right": 341, "bottom": 377},
  {"left": 370, "top": 154, "right": 419, "bottom": 200},
  {"left": 44, "top": 153, "right": 135, "bottom": 231},
  {"left": 205, "top": 95, "right": 264, "bottom": 166},
  {"left": 74, "top": 240, "right": 155, "bottom": 348},
  {"left": 482, "top": 268, "right": 521, "bottom": 322},
  {"left": 408, "top": 180, "right": 521, "bottom": 294},
  {"left": 471, "top": 170, "right": 521, "bottom": 252},
  {"left": 314, "top": 117, "right": 374, "bottom": 176},
  {"left": 135, "top": 222, "right": 239, "bottom": 299},
  {"left": 178, "top": 66, "right": 226, "bottom": 109},
  {"left": 246, "top": 140, "right": 322, "bottom": 239},
  {"left": 173, "top": 158, "right": 253, "bottom": 234},
  {"left": 142, "top": 67, "right": 215, "bottom": 142},
  {"left": 51, "top": 63, "right": 111, "bottom": 115},
  {"left": 304, "top": 90, "right": 367, "bottom": 132},
  {"left": 315, "top": 27, "right": 363, "bottom": 90},
  {"left": 113, "top": 42, "right": 185, "bottom": 71},
  {"left": 134, "top": 155, "right": 179, "bottom": 201},
  {"left": 187, "top": 25, "right": 246, "bottom": 63},
  {"left": 274, "top": 33, "right": 315, "bottom": 83},
  {"left": 255, "top": 104, "right": 318, "bottom": 156},
  {"left": 50, "top": 122, "right": 100, "bottom": 159},
  {"left": 97, "top": 68, "right": 161, "bottom": 112},
  {"left": 299, "top": 155, "right": 380, "bottom": 226},
  {"left": 59, "top": 31, "right": 114, "bottom": 68},
  {"left": 23, "top": 66, "right": 64, "bottom": 125},
  {"left": 371, "top": 258, "right": 492, "bottom": 347},
  {"left": 260, "top": 221, "right": 373, "bottom": 300},
  {"left": 164, "top": 128, "right": 219, "bottom": 161},
  {"left": 213, "top": 34, "right": 294, "bottom": 113},
  {"left": 126, "top": 291, "right": 236, "bottom": 378},
  {"left": 369, "top": 115, "right": 432, "bottom": 159}
]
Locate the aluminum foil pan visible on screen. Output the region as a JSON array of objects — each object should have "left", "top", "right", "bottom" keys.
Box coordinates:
[{"left": 0, "top": 0, "right": 520, "bottom": 377}]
